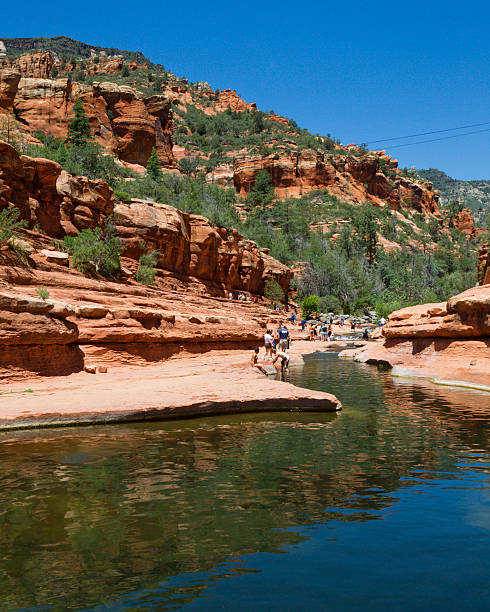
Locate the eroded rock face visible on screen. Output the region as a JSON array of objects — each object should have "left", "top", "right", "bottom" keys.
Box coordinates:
[
  {"left": 0, "top": 141, "right": 292, "bottom": 295},
  {"left": 113, "top": 198, "right": 290, "bottom": 293},
  {"left": 342, "top": 284, "right": 490, "bottom": 389},
  {"left": 381, "top": 285, "right": 490, "bottom": 339},
  {"left": 2, "top": 69, "right": 175, "bottom": 167},
  {"left": 15, "top": 51, "right": 56, "bottom": 79},
  {"left": 0, "top": 142, "right": 115, "bottom": 237},
  {"left": 478, "top": 244, "right": 490, "bottom": 285},
  {"left": 0, "top": 60, "right": 21, "bottom": 109},
  {"left": 453, "top": 208, "right": 476, "bottom": 237},
  {"left": 233, "top": 150, "right": 440, "bottom": 214}
]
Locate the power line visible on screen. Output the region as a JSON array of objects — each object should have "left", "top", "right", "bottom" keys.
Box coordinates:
[
  {"left": 381, "top": 127, "right": 490, "bottom": 148},
  {"left": 363, "top": 121, "right": 490, "bottom": 144}
]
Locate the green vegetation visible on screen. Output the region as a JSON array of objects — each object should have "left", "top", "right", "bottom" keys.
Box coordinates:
[
  {"left": 36, "top": 287, "right": 50, "bottom": 300},
  {"left": 66, "top": 98, "right": 92, "bottom": 146},
  {"left": 301, "top": 295, "right": 320, "bottom": 318},
  {"left": 264, "top": 279, "right": 284, "bottom": 303},
  {"left": 135, "top": 249, "right": 160, "bottom": 285},
  {"left": 146, "top": 147, "right": 162, "bottom": 181},
  {"left": 173, "top": 104, "right": 343, "bottom": 173},
  {"left": 246, "top": 170, "right": 275, "bottom": 207},
  {"left": 0, "top": 207, "right": 27, "bottom": 244},
  {"left": 243, "top": 191, "right": 479, "bottom": 315},
  {"left": 63, "top": 218, "right": 122, "bottom": 278}
]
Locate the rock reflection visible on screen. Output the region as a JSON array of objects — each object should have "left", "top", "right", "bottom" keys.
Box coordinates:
[{"left": 0, "top": 354, "right": 488, "bottom": 610}]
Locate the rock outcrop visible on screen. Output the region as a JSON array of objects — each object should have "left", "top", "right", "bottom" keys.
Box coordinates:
[
  {"left": 0, "top": 140, "right": 291, "bottom": 295},
  {"left": 0, "top": 66, "right": 174, "bottom": 167},
  {"left": 341, "top": 284, "right": 490, "bottom": 389},
  {"left": 453, "top": 208, "right": 476, "bottom": 237},
  {"left": 478, "top": 244, "right": 490, "bottom": 285},
  {"left": 234, "top": 150, "right": 440, "bottom": 213}
]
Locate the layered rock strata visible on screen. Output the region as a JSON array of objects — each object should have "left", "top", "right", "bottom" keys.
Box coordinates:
[
  {"left": 0, "top": 64, "right": 174, "bottom": 166},
  {"left": 0, "top": 140, "right": 292, "bottom": 293},
  {"left": 341, "top": 284, "right": 490, "bottom": 389},
  {"left": 234, "top": 150, "right": 439, "bottom": 213}
]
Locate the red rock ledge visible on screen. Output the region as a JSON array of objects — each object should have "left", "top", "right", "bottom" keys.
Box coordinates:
[
  {"left": 340, "top": 285, "right": 490, "bottom": 392},
  {"left": 0, "top": 345, "right": 341, "bottom": 430}
]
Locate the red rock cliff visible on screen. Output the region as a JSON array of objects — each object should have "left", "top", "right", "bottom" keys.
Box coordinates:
[
  {"left": 234, "top": 150, "right": 439, "bottom": 214},
  {"left": 0, "top": 140, "right": 291, "bottom": 295}
]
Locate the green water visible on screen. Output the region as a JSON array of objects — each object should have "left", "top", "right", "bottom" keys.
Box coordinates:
[{"left": 0, "top": 352, "right": 489, "bottom": 610}]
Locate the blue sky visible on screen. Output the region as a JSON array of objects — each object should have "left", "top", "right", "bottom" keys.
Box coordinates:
[{"left": 3, "top": 0, "right": 489, "bottom": 179}]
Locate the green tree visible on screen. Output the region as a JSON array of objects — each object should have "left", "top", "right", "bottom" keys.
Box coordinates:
[
  {"left": 121, "top": 64, "right": 130, "bottom": 77},
  {"left": 66, "top": 99, "right": 92, "bottom": 146},
  {"left": 63, "top": 218, "right": 122, "bottom": 278},
  {"left": 301, "top": 295, "right": 320, "bottom": 318},
  {"left": 0, "top": 207, "right": 27, "bottom": 243},
  {"left": 355, "top": 206, "right": 378, "bottom": 264},
  {"left": 146, "top": 147, "right": 162, "bottom": 181},
  {"left": 246, "top": 170, "right": 275, "bottom": 207},
  {"left": 264, "top": 278, "right": 284, "bottom": 303},
  {"left": 135, "top": 249, "right": 160, "bottom": 285}
]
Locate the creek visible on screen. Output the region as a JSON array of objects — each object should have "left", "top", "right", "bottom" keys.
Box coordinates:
[{"left": 0, "top": 352, "right": 489, "bottom": 610}]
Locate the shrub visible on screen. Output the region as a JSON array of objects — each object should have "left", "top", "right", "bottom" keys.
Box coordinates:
[
  {"left": 301, "top": 295, "right": 320, "bottom": 318},
  {"left": 66, "top": 99, "right": 92, "bottom": 146},
  {"left": 114, "top": 188, "right": 132, "bottom": 203},
  {"left": 63, "top": 221, "right": 122, "bottom": 278},
  {"left": 146, "top": 147, "right": 162, "bottom": 181},
  {"left": 36, "top": 287, "right": 50, "bottom": 300},
  {"left": 264, "top": 278, "right": 284, "bottom": 303},
  {"left": 135, "top": 249, "right": 160, "bottom": 285},
  {"left": 318, "top": 294, "right": 342, "bottom": 314},
  {"left": 0, "top": 207, "right": 27, "bottom": 243}
]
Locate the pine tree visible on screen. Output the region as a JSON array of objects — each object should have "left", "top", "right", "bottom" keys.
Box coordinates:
[
  {"left": 246, "top": 169, "right": 275, "bottom": 206},
  {"left": 66, "top": 99, "right": 92, "bottom": 146},
  {"left": 146, "top": 147, "right": 162, "bottom": 181}
]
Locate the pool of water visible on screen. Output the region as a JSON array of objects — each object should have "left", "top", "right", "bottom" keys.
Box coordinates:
[{"left": 0, "top": 353, "right": 489, "bottom": 611}]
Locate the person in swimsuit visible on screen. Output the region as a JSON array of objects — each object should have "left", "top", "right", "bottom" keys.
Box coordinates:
[
  {"left": 264, "top": 329, "right": 274, "bottom": 359},
  {"left": 271, "top": 347, "right": 290, "bottom": 370}
]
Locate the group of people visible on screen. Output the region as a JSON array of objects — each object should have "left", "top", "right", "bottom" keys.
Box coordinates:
[
  {"left": 228, "top": 292, "right": 259, "bottom": 303},
  {"left": 251, "top": 322, "right": 291, "bottom": 371}
]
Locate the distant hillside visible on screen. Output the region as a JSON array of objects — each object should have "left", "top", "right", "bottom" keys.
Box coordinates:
[
  {"left": 0, "top": 35, "right": 159, "bottom": 68},
  {"left": 417, "top": 168, "right": 490, "bottom": 226}
]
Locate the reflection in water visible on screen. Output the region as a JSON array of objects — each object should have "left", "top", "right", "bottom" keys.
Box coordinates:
[{"left": 0, "top": 352, "right": 489, "bottom": 610}]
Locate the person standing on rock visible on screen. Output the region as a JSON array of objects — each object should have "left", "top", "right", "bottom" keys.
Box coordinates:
[
  {"left": 264, "top": 329, "right": 274, "bottom": 359},
  {"left": 277, "top": 323, "right": 290, "bottom": 352}
]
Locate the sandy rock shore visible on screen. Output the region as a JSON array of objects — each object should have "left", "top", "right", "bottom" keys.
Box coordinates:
[{"left": 0, "top": 342, "right": 341, "bottom": 431}]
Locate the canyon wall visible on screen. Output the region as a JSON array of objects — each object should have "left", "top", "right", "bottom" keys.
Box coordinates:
[
  {"left": 0, "top": 60, "right": 174, "bottom": 167},
  {"left": 0, "top": 140, "right": 291, "bottom": 294},
  {"left": 342, "top": 284, "right": 490, "bottom": 389},
  {"left": 233, "top": 150, "right": 440, "bottom": 213}
]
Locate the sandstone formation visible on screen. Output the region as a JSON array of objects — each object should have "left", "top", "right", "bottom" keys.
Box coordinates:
[
  {"left": 478, "top": 244, "right": 490, "bottom": 285},
  {"left": 0, "top": 65, "right": 174, "bottom": 167},
  {"left": 341, "top": 284, "right": 490, "bottom": 389},
  {"left": 453, "top": 208, "right": 476, "bottom": 237},
  {"left": 15, "top": 51, "right": 56, "bottom": 78},
  {"left": 0, "top": 139, "right": 294, "bottom": 378},
  {"left": 233, "top": 150, "right": 439, "bottom": 213},
  {"left": 0, "top": 140, "right": 291, "bottom": 293},
  {"left": 0, "top": 345, "right": 341, "bottom": 429}
]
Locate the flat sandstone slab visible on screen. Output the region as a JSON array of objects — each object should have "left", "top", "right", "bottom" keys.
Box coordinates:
[{"left": 0, "top": 348, "right": 341, "bottom": 430}]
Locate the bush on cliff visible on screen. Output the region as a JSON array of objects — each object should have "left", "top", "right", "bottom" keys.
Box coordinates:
[
  {"left": 146, "top": 147, "right": 162, "bottom": 181},
  {"left": 0, "top": 207, "right": 27, "bottom": 244},
  {"left": 63, "top": 218, "right": 122, "bottom": 278},
  {"left": 135, "top": 250, "right": 160, "bottom": 285},
  {"left": 301, "top": 295, "right": 320, "bottom": 318},
  {"left": 264, "top": 279, "right": 284, "bottom": 303},
  {"left": 66, "top": 98, "right": 93, "bottom": 146}
]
